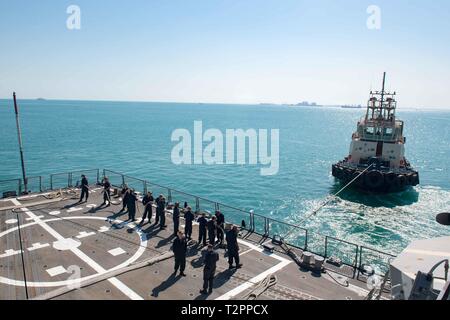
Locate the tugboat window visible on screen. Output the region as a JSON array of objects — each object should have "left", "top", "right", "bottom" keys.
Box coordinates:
[{"left": 365, "top": 127, "right": 375, "bottom": 135}]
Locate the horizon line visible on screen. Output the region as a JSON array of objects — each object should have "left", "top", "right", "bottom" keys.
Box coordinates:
[{"left": 0, "top": 97, "right": 449, "bottom": 111}]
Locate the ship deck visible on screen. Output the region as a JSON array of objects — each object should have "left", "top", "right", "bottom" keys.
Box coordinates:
[{"left": 0, "top": 188, "right": 387, "bottom": 300}]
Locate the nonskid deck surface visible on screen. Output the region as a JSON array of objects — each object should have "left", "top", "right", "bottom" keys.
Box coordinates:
[{"left": 0, "top": 188, "right": 376, "bottom": 300}]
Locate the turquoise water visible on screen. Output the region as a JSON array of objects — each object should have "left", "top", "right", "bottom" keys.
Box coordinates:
[{"left": 1, "top": 99, "right": 449, "bottom": 255}]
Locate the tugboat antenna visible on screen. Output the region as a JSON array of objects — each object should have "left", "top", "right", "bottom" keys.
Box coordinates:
[{"left": 13, "top": 92, "right": 28, "bottom": 194}]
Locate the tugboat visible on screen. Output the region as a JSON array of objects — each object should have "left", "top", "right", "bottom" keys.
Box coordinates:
[{"left": 332, "top": 73, "right": 420, "bottom": 192}]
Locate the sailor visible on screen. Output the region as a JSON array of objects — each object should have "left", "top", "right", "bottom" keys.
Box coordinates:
[
  {"left": 120, "top": 184, "right": 130, "bottom": 212},
  {"left": 173, "top": 202, "right": 180, "bottom": 236},
  {"left": 184, "top": 206, "right": 194, "bottom": 241},
  {"left": 226, "top": 225, "right": 242, "bottom": 269},
  {"left": 207, "top": 216, "right": 217, "bottom": 245},
  {"left": 101, "top": 177, "right": 111, "bottom": 206},
  {"left": 79, "top": 174, "right": 89, "bottom": 203},
  {"left": 215, "top": 210, "right": 225, "bottom": 245},
  {"left": 172, "top": 231, "right": 187, "bottom": 277},
  {"left": 158, "top": 196, "right": 167, "bottom": 230},
  {"left": 141, "top": 191, "right": 154, "bottom": 224},
  {"left": 154, "top": 195, "right": 163, "bottom": 225},
  {"left": 200, "top": 244, "right": 219, "bottom": 295},
  {"left": 197, "top": 212, "right": 208, "bottom": 246},
  {"left": 126, "top": 189, "right": 138, "bottom": 221},
  {"left": 184, "top": 202, "right": 188, "bottom": 209}
]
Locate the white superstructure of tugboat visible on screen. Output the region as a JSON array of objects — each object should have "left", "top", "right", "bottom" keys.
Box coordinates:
[{"left": 332, "top": 73, "right": 420, "bottom": 192}]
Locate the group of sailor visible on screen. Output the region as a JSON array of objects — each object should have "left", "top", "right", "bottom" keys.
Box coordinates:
[{"left": 77, "top": 175, "right": 243, "bottom": 295}]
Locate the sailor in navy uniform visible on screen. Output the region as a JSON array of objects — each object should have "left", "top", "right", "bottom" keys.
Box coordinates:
[
  {"left": 207, "top": 216, "right": 217, "bottom": 245},
  {"left": 141, "top": 191, "right": 154, "bottom": 224},
  {"left": 79, "top": 175, "right": 89, "bottom": 203},
  {"left": 215, "top": 210, "right": 225, "bottom": 245},
  {"left": 184, "top": 207, "right": 194, "bottom": 240},
  {"left": 197, "top": 213, "right": 208, "bottom": 246},
  {"left": 172, "top": 231, "right": 187, "bottom": 277},
  {"left": 173, "top": 202, "right": 181, "bottom": 236},
  {"left": 126, "top": 190, "right": 138, "bottom": 221},
  {"left": 226, "top": 225, "right": 242, "bottom": 269},
  {"left": 101, "top": 177, "right": 111, "bottom": 206},
  {"left": 200, "top": 244, "right": 219, "bottom": 294}
]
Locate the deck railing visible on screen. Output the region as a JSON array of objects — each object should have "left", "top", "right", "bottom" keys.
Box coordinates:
[{"left": 0, "top": 168, "right": 397, "bottom": 277}]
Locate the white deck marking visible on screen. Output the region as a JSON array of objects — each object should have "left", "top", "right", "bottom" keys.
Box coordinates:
[
  {"left": 215, "top": 259, "right": 291, "bottom": 300},
  {"left": 27, "top": 242, "right": 50, "bottom": 252},
  {"left": 86, "top": 204, "right": 96, "bottom": 208},
  {"left": 0, "top": 216, "right": 147, "bottom": 288},
  {"left": 0, "top": 249, "right": 23, "bottom": 258},
  {"left": 67, "top": 207, "right": 83, "bottom": 213},
  {"left": 239, "top": 248, "right": 254, "bottom": 256},
  {"left": 215, "top": 238, "right": 292, "bottom": 300},
  {"left": 108, "top": 247, "right": 126, "bottom": 257},
  {"left": 26, "top": 215, "right": 44, "bottom": 221},
  {"left": 5, "top": 219, "right": 18, "bottom": 224},
  {"left": 53, "top": 238, "right": 81, "bottom": 251},
  {"left": 76, "top": 231, "right": 96, "bottom": 239},
  {"left": 10, "top": 199, "right": 144, "bottom": 300},
  {"left": 48, "top": 211, "right": 61, "bottom": 216},
  {"left": 98, "top": 226, "right": 109, "bottom": 233},
  {"left": 46, "top": 266, "right": 67, "bottom": 277}
]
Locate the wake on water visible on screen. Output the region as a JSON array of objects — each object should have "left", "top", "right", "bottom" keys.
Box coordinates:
[{"left": 282, "top": 186, "right": 450, "bottom": 255}]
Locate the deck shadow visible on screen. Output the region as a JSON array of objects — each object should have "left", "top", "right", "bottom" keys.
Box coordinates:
[
  {"left": 213, "top": 268, "right": 237, "bottom": 290},
  {"left": 156, "top": 234, "right": 176, "bottom": 248},
  {"left": 150, "top": 273, "right": 181, "bottom": 298}
]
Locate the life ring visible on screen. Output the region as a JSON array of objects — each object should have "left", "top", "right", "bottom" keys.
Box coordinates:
[{"left": 364, "top": 170, "right": 385, "bottom": 189}]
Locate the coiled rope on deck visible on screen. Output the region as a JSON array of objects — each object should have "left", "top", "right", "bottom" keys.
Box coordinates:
[{"left": 243, "top": 273, "right": 278, "bottom": 300}]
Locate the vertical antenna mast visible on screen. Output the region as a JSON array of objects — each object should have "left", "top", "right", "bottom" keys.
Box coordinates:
[
  {"left": 380, "top": 72, "right": 386, "bottom": 106},
  {"left": 13, "top": 92, "right": 28, "bottom": 194}
]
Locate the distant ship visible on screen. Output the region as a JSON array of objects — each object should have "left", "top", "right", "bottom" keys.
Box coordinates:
[{"left": 332, "top": 73, "right": 420, "bottom": 192}]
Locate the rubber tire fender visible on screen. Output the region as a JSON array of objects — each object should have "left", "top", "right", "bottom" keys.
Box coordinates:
[{"left": 364, "top": 170, "right": 385, "bottom": 189}]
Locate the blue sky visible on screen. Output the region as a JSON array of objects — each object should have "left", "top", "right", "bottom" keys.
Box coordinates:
[{"left": 0, "top": 0, "right": 449, "bottom": 108}]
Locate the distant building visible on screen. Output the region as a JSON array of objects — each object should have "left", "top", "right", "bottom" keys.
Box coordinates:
[{"left": 296, "top": 101, "right": 318, "bottom": 107}]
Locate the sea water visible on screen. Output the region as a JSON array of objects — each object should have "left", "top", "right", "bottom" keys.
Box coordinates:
[{"left": 0, "top": 99, "right": 449, "bottom": 256}]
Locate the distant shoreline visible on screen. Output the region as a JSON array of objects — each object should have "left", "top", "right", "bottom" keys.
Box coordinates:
[{"left": 0, "top": 98, "right": 449, "bottom": 111}]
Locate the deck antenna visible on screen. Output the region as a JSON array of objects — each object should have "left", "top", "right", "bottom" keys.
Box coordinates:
[
  {"left": 380, "top": 72, "right": 386, "bottom": 105},
  {"left": 13, "top": 92, "right": 28, "bottom": 194}
]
